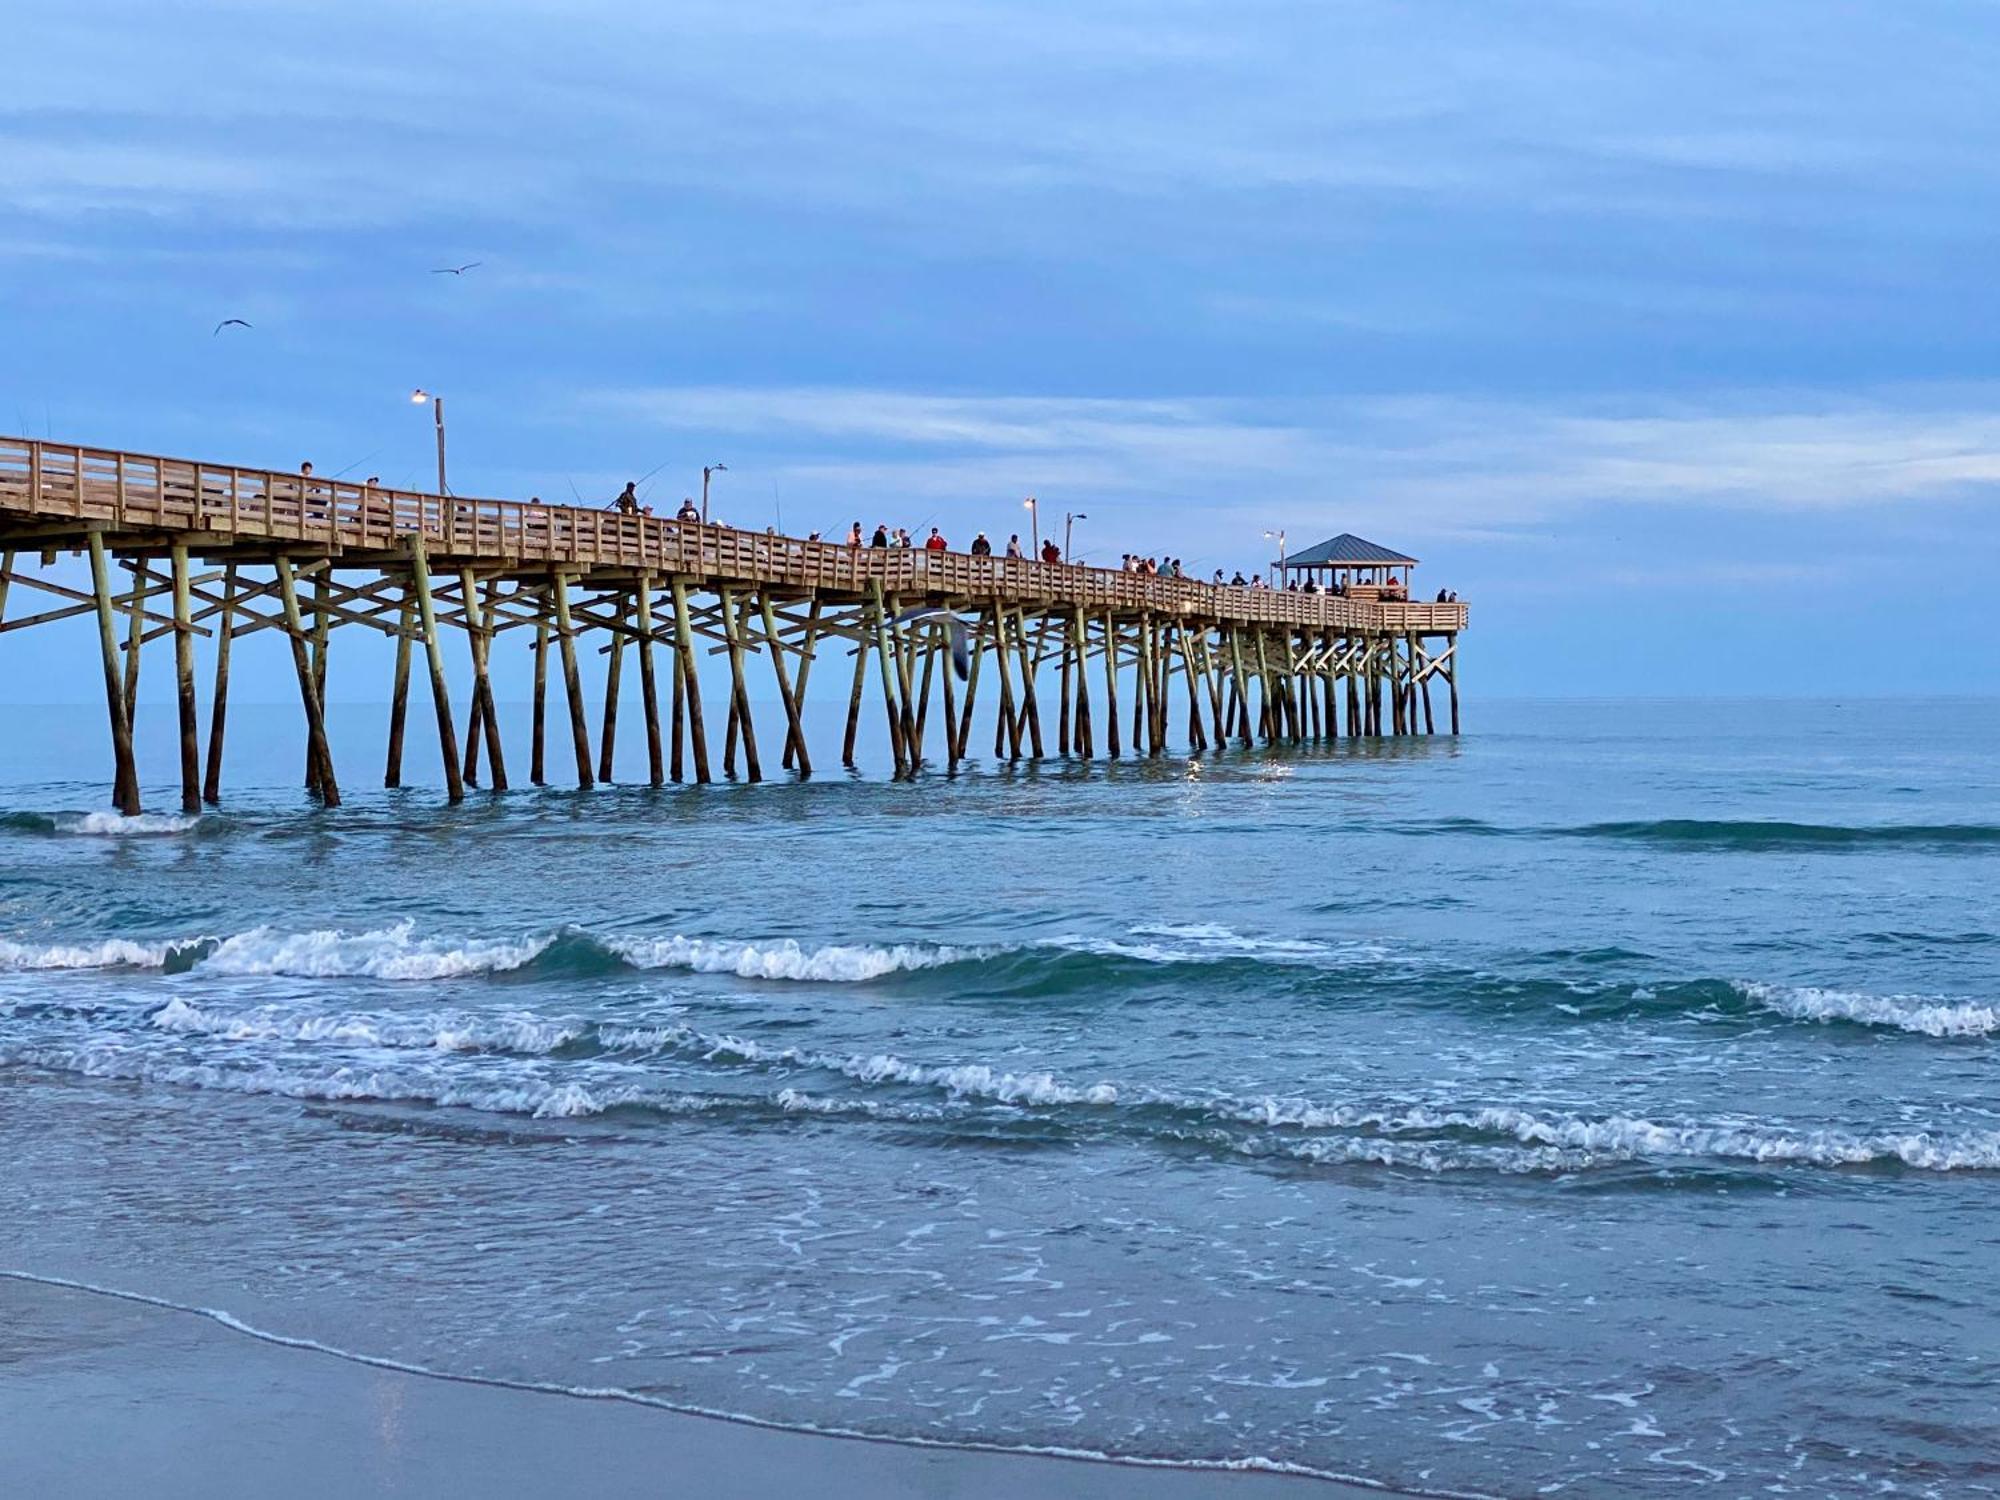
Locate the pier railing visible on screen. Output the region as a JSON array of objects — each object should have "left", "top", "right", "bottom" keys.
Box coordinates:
[{"left": 0, "top": 436, "right": 1467, "bottom": 633}]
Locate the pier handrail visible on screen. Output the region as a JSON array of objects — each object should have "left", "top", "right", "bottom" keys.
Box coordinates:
[{"left": 0, "top": 435, "right": 1467, "bottom": 634}]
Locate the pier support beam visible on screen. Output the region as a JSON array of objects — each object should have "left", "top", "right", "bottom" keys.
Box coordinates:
[
  {"left": 531, "top": 600, "right": 550, "bottom": 786},
  {"left": 552, "top": 572, "right": 593, "bottom": 788},
  {"left": 760, "top": 589, "right": 810, "bottom": 778},
  {"left": 275, "top": 557, "right": 339, "bottom": 807},
  {"left": 203, "top": 565, "right": 234, "bottom": 804},
  {"left": 870, "top": 582, "right": 908, "bottom": 777},
  {"left": 89, "top": 535, "right": 141, "bottom": 816},
  {"left": 410, "top": 537, "right": 464, "bottom": 803},
  {"left": 384, "top": 589, "right": 413, "bottom": 788},
  {"left": 463, "top": 571, "right": 507, "bottom": 791},
  {"left": 670, "top": 576, "right": 710, "bottom": 784},
  {"left": 170, "top": 544, "right": 200, "bottom": 813},
  {"left": 598, "top": 592, "right": 625, "bottom": 783},
  {"left": 637, "top": 578, "right": 664, "bottom": 787}
]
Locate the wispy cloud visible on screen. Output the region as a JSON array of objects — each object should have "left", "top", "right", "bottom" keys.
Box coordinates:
[{"left": 592, "top": 384, "right": 2000, "bottom": 546}]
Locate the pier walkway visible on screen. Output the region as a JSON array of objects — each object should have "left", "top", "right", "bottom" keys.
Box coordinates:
[{"left": 0, "top": 435, "right": 1467, "bottom": 811}]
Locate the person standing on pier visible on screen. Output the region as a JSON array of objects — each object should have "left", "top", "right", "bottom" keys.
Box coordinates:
[
  {"left": 677, "top": 497, "right": 700, "bottom": 522},
  {"left": 870, "top": 524, "right": 890, "bottom": 547},
  {"left": 970, "top": 532, "right": 992, "bottom": 556},
  {"left": 848, "top": 521, "right": 863, "bottom": 546},
  {"left": 925, "top": 527, "right": 948, "bottom": 551},
  {"left": 1006, "top": 534, "right": 1023, "bottom": 558}
]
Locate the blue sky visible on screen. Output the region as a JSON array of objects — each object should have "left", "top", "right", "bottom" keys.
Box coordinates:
[{"left": 5, "top": 0, "right": 1998, "bottom": 699}]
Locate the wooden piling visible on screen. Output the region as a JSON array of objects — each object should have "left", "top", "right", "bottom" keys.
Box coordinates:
[
  {"left": 530, "top": 603, "right": 550, "bottom": 786},
  {"left": 940, "top": 620, "right": 962, "bottom": 770},
  {"left": 305, "top": 574, "right": 330, "bottom": 793},
  {"left": 203, "top": 565, "right": 234, "bottom": 805},
  {"left": 637, "top": 577, "right": 665, "bottom": 786},
  {"left": 669, "top": 575, "right": 711, "bottom": 783},
  {"left": 462, "top": 570, "right": 507, "bottom": 791},
  {"left": 955, "top": 611, "right": 986, "bottom": 764},
  {"left": 1102, "top": 613, "right": 1122, "bottom": 758},
  {"left": 410, "top": 537, "right": 464, "bottom": 803},
  {"left": 1012, "top": 606, "right": 1044, "bottom": 759},
  {"left": 275, "top": 556, "right": 340, "bottom": 807},
  {"left": 842, "top": 610, "right": 871, "bottom": 769},
  {"left": 759, "top": 589, "right": 810, "bottom": 778},
  {"left": 869, "top": 581, "right": 908, "bottom": 776},
  {"left": 989, "top": 604, "right": 1019, "bottom": 762},
  {"left": 170, "top": 544, "right": 200, "bottom": 813},
  {"left": 121, "top": 558, "right": 147, "bottom": 720},
  {"left": 385, "top": 589, "right": 413, "bottom": 788},
  {"left": 598, "top": 592, "right": 626, "bottom": 783},
  {"left": 720, "top": 587, "right": 761, "bottom": 782},
  {"left": 89, "top": 535, "right": 141, "bottom": 815},
  {"left": 552, "top": 572, "right": 594, "bottom": 788},
  {"left": 1072, "top": 608, "right": 1094, "bottom": 759}
]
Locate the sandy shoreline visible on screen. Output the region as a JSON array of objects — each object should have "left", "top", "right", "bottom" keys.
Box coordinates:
[{"left": 0, "top": 1274, "right": 1407, "bottom": 1499}]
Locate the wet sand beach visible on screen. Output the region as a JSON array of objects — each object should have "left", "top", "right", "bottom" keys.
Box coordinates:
[{"left": 0, "top": 1275, "right": 1395, "bottom": 1500}]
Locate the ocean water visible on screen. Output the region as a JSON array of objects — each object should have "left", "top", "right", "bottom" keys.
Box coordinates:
[{"left": 2, "top": 697, "right": 1996, "bottom": 1498}]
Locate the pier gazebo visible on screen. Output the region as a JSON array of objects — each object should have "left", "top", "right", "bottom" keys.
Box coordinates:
[{"left": 1275, "top": 533, "right": 1418, "bottom": 595}]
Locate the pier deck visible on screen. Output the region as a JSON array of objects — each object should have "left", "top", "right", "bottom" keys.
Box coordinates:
[{"left": 0, "top": 435, "right": 1466, "bottom": 811}]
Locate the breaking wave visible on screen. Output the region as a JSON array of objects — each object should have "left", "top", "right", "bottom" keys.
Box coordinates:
[
  {"left": 604, "top": 934, "right": 990, "bottom": 982},
  {"left": 3, "top": 921, "right": 1992, "bottom": 1045},
  {"left": 0, "top": 810, "right": 203, "bottom": 836},
  {"left": 0, "top": 922, "right": 980, "bottom": 983},
  {"left": 1736, "top": 981, "right": 2000, "bottom": 1038},
  {"left": 0, "top": 936, "right": 200, "bottom": 971},
  {"left": 12, "top": 1003, "right": 2000, "bottom": 1172}
]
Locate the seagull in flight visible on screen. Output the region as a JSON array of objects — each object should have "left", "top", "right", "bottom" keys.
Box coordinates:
[
  {"left": 894, "top": 606, "right": 971, "bottom": 681},
  {"left": 212, "top": 318, "right": 252, "bottom": 335},
  {"left": 431, "top": 261, "right": 482, "bottom": 275}
]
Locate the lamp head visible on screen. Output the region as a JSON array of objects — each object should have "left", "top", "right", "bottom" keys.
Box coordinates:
[{"left": 410, "top": 389, "right": 430, "bottom": 405}]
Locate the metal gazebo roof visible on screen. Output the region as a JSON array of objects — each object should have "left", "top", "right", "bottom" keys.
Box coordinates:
[{"left": 1279, "top": 533, "right": 1419, "bottom": 569}]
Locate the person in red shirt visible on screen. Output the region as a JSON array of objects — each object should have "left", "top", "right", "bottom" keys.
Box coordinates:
[{"left": 925, "top": 527, "right": 948, "bottom": 551}]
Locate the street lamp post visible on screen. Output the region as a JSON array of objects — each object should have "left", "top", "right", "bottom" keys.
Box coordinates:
[
  {"left": 410, "top": 389, "right": 447, "bottom": 495},
  {"left": 1024, "top": 496, "right": 1039, "bottom": 558},
  {"left": 702, "top": 463, "right": 727, "bottom": 523},
  {"left": 1064, "top": 511, "right": 1088, "bottom": 562},
  {"left": 1264, "top": 528, "right": 1287, "bottom": 587}
]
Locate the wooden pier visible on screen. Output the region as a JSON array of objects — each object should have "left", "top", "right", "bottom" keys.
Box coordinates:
[{"left": 0, "top": 436, "right": 1468, "bottom": 811}]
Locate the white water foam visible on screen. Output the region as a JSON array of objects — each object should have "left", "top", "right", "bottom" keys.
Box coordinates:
[
  {"left": 605, "top": 934, "right": 985, "bottom": 982},
  {"left": 16, "top": 1007, "right": 2000, "bottom": 1170},
  {"left": 1737, "top": 981, "right": 2000, "bottom": 1038},
  {"left": 150, "top": 996, "right": 587, "bottom": 1055},
  {"left": 195, "top": 920, "right": 555, "bottom": 980},
  {"left": 0, "top": 936, "right": 195, "bottom": 971},
  {"left": 694, "top": 1031, "right": 1120, "bottom": 1106},
  {"left": 49, "top": 811, "right": 200, "bottom": 835}
]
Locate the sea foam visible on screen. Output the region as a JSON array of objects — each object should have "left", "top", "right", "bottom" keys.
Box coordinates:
[
  {"left": 1736, "top": 981, "right": 2000, "bottom": 1038},
  {"left": 603, "top": 933, "right": 984, "bottom": 981},
  {"left": 0, "top": 936, "right": 194, "bottom": 971}
]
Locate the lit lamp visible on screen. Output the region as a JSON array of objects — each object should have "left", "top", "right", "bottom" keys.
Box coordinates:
[
  {"left": 410, "top": 389, "right": 447, "bottom": 496},
  {"left": 1024, "top": 495, "right": 1039, "bottom": 557},
  {"left": 1263, "top": 528, "right": 1286, "bottom": 586}
]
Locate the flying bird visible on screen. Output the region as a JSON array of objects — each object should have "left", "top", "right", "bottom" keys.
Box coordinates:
[
  {"left": 212, "top": 318, "right": 252, "bottom": 335},
  {"left": 894, "top": 606, "right": 971, "bottom": 681},
  {"left": 430, "top": 262, "right": 482, "bottom": 275}
]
